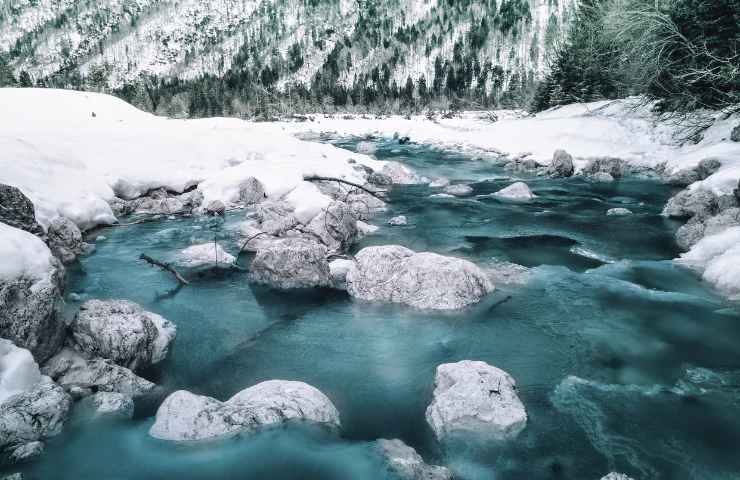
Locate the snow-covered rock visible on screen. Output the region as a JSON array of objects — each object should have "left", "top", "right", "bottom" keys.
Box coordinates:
[
  {"left": 250, "top": 238, "right": 331, "bottom": 289},
  {"left": 329, "top": 259, "right": 354, "bottom": 290},
  {"left": 346, "top": 246, "right": 494, "bottom": 310},
  {"left": 381, "top": 162, "right": 425, "bottom": 185},
  {"left": 357, "top": 141, "right": 377, "bottom": 155},
  {"left": 0, "top": 339, "right": 42, "bottom": 404},
  {"left": 547, "top": 150, "right": 575, "bottom": 178},
  {"left": 356, "top": 220, "right": 379, "bottom": 237},
  {"left": 377, "top": 438, "right": 452, "bottom": 480},
  {"left": 606, "top": 208, "right": 633, "bottom": 216},
  {"left": 149, "top": 380, "right": 340, "bottom": 442},
  {"left": 176, "top": 243, "right": 236, "bottom": 268},
  {"left": 425, "top": 360, "right": 527, "bottom": 440},
  {"left": 0, "top": 377, "right": 71, "bottom": 463},
  {"left": 0, "top": 185, "right": 42, "bottom": 236},
  {"left": 679, "top": 227, "right": 740, "bottom": 297},
  {"left": 387, "top": 215, "right": 408, "bottom": 226},
  {"left": 582, "top": 157, "right": 626, "bottom": 179},
  {"left": 663, "top": 188, "right": 718, "bottom": 219},
  {"left": 493, "top": 182, "right": 536, "bottom": 200},
  {"left": 238, "top": 177, "right": 266, "bottom": 205},
  {"left": 42, "top": 348, "right": 156, "bottom": 398},
  {"left": 5, "top": 441, "right": 44, "bottom": 463},
  {"left": 253, "top": 201, "right": 300, "bottom": 236},
  {"left": 591, "top": 172, "right": 615, "bottom": 182},
  {"left": 71, "top": 300, "right": 176, "bottom": 371},
  {"left": 667, "top": 158, "right": 722, "bottom": 187},
  {"left": 46, "top": 217, "right": 90, "bottom": 264},
  {"left": 87, "top": 392, "right": 134, "bottom": 419},
  {"left": 0, "top": 224, "right": 65, "bottom": 363},
  {"left": 205, "top": 200, "right": 226, "bottom": 216},
  {"left": 443, "top": 184, "right": 473, "bottom": 196}
]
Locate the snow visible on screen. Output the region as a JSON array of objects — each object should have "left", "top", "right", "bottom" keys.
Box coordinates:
[
  {"left": 0, "top": 223, "right": 55, "bottom": 283},
  {"left": 0, "top": 338, "right": 43, "bottom": 404},
  {"left": 679, "top": 227, "right": 740, "bottom": 298},
  {"left": 176, "top": 243, "right": 237, "bottom": 268},
  {"left": 0, "top": 88, "right": 384, "bottom": 231}
]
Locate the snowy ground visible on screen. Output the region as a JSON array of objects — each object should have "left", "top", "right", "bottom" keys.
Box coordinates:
[{"left": 1, "top": 88, "right": 739, "bottom": 298}]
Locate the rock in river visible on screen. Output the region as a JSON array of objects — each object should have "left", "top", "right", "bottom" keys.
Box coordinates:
[
  {"left": 377, "top": 438, "right": 452, "bottom": 480},
  {"left": 149, "top": 380, "right": 340, "bottom": 442},
  {"left": 70, "top": 299, "right": 176, "bottom": 371},
  {"left": 425, "top": 360, "right": 527, "bottom": 440},
  {"left": 46, "top": 216, "right": 91, "bottom": 264},
  {"left": 250, "top": 238, "right": 331, "bottom": 289},
  {"left": 493, "top": 182, "right": 536, "bottom": 200},
  {"left": 346, "top": 246, "right": 494, "bottom": 310}
]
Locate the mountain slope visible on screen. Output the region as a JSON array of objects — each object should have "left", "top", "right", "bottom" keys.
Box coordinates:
[{"left": 0, "top": 0, "right": 577, "bottom": 114}]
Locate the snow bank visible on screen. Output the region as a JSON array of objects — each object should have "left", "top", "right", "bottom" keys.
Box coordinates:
[
  {"left": 679, "top": 227, "right": 740, "bottom": 298},
  {"left": 0, "top": 88, "right": 384, "bottom": 231},
  {"left": 0, "top": 338, "right": 43, "bottom": 404},
  {"left": 0, "top": 223, "right": 55, "bottom": 283}
]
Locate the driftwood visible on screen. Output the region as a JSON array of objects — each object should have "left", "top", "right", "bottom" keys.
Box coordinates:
[
  {"left": 139, "top": 253, "right": 190, "bottom": 285},
  {"left": 303, "top": 175, "right": 386, "bottom": 201}
]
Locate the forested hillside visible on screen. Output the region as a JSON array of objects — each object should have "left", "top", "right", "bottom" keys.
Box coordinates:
[{"left": 0, "top": 0, "right": 576, "bottom": 116}]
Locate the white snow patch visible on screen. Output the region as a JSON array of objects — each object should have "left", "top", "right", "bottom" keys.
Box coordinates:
[
  {"left": 0, "top": 338, "right": 43, "bottom": 404},
  {"left": 0, "top": 223, "right": 55, "bottom": 283}
]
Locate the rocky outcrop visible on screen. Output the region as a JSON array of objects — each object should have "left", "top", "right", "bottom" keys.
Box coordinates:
[
  {"left": 493, "top": 182, "right": 536, "bottom": 200},
  {"left": 250, "top": 238, "right": 331, "bottom": 289},
  {"left": 46, "top": 217, "right": 92, "bottom": 264},
  {"left": 0, "top": 185, "right": 42, "bottom": 236},
  {"left": 346, "top": 246, "right": 494, "bottom": 310},
  {"left": 425, "top": 360, "right": 527, "bottom": 440},
  {"left": 42, "top": 348, "right": 156, "bottom": 398},
  {"left": 70, "top": 300, "right": 176, "bottom": 371},
  {"left": 149, "top": 380, "right": 340, "bottom": 442},
  {"left": 176, "top": 243, "right": 236, "bottom": 268},
  {"left": 87, "top": 392, "right": 134, "bottom": 418},
  {"left": 0, "top": 234, "right": 65, "bottom": 364},
  {"left": 581, "top": 157, "right": 626, "bottom": 179},
  {"left": 377, "top": 439, "right": 452, "bottom": 480},
  {"left": 547, "top": 150, "right": 575, "bottom": 178},
  {"left": 238, "top": 177, "right": 266, "bottom": 205}
]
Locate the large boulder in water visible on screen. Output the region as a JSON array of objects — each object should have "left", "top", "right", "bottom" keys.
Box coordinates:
[
  {"left": 46, "top": 217, "right": 90, "bottom": 264},
  {"left": 250, "top": 238, "right": 331, "bottom": 289},
  {"left": 305, "top": 202, "right": 358, "bottom": 252},
  {"left": 377, "top": 439, "right": 452, "bottom": 480},
  {"left": 42, "top": 348, "right": 156, "bottom": 399},
  {"left": 0, "top": 184, "right": 42, "bottom": 236},
  {"left": 0, "top": 224, "right": 65, "bottom": 363},
  {"left": 425, "top": 360, "right": 527, "bottom": 440},
  {"left": 346, "top": 246, "right": 494, "bottom": 310},
  {"left": 663, "top": 188, "right": 718, "bottom": 219},
  {"left": 547, "top": 149, "right": 575, "bottom": 178},
  {"left": 149, "top": 380, "right": 340, "bottom": 442},
  {"left": 493, "top": 182, "right": 536, "bottom": 200},
  {"left": 70, "top": 300, "right": 176, "bottom": 371}
]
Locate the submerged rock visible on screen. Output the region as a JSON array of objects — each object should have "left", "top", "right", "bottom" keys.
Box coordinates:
[
  {"left": 663, "top": 188, "right": 718, "bottom": 219},
  {"left": 238, "top": 177, "right": 266, "bottom": 205},
  {"left": 71, "top": 300, "right": 176, "bottom": 371},
  {"left": 377, "top": 439, "right": 452, "bottom": 480},
  {"left": 42, "top": 348, "right": 156, "bottom": 398},
  {"left": 176, "top": 243, "right": 236, "bottom": 268},
  {"left": 149, "top": 380, "right": 340, "bottom": 442},
  {"left": 444, "top": 184, "right": 474, "bottom": 196},
  {"left": 250, "top": 238, "right": 331, "bottom": 289},
  {"left": 493, "top": 182, "right": 536, "bottom": 200},
  {"left": 87, "top": 392, "right": 134, "bottom": 418},
  {"left": 387, "top": 215, "right": 408, "bottom": 226},
  {"left": 346, "top": 246, "right": 494, "bottom": 310},
  {"left": 5, "top": 441, "right": 44, "bottom": 463},
  {"left": 606, "top": 208, "right": 633, "bottom": 216},
  {"left": 46, "top": 217, "right": 91, "bottom": 264},
  {"left": 425, "top": 360, "right": 527, "bottom": 440},
  {"left": 547, "top": 149, "right": 575, "bottom": 178},
  {"left": 0, "top": 184, "right": 42, "bottom": 235}
]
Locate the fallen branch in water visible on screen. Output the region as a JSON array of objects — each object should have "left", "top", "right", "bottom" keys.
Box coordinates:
[
  {"left": 139, "top": 253, "right": 190, "bottom": 285},
  {"left": 303, "top": 175, "right": 386, "bottom": 201}
]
